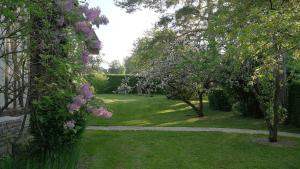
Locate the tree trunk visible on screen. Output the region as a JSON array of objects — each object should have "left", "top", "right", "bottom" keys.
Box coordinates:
[
  {"left": 198, "top": 91, "right": 204, "bottom": 117},
  {"left": 183, "top": 100, "right": 204, "bottom": 117},
  {"left": 11, "top": 35, "right": 18, "bottom": 109},
  {"left": 268, "top": 41, "right": 282, "bottom": 143}
]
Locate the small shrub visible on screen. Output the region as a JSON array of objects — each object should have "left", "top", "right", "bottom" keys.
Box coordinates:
[
  {"left": 30, "top": 92, "right": 86, "bottom": 153},
  {"left": 234, "top": 98, "right": 263, "bottom": 118},
  {"left": 208, "top": 88, "right": 232, "bottom": 111}
]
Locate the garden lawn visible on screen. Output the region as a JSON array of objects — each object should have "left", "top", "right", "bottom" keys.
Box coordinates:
[
  {"left": 88, "top": 94, "right": 300, "bottom": 133},
  {"left": 80, "top": 130, "right": 300, "bottom": 169}
]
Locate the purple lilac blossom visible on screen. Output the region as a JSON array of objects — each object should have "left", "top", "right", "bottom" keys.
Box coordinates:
[
  {"left": 89, "top": 40, "right": 101, "bottom": 50},
  {"left": 84, "top": 7, "right": 101, "bottom": 22},
  {"left": 88, "top": 107, "right": 112, "bottom": 118},
  {"left": 72, "top": 95, "right": 87, "bottom": 106},
  {"left": 64, "top": 0, "right": 74, "bottom": 11},
  {"left": 75, "top": 21, "right": 94, "bottom": 39},
  {"left": 79, "top": 3, "right": 89, "bottom": 14},
  {"left": 64, "top": 120, "right": 76, "bottom": 129},
  {"left": 68, "top": 103, "right": 81, "bottom": 113},
  {"left": 80, "top": 84, "right": 93, "bottom": 100},
  {"left": 93, "top": 16, "right": 109, "bottom": 28},
  {"left": 82, "top": 50, "right": 90, "bottom": 65}
]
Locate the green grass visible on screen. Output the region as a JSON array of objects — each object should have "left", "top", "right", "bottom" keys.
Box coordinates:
[
  {"left": 88, "top": 94, "right": 300, "bottom": 133},
  {"left": 80, "top": 130, "right": 300, "bottom": 169}
]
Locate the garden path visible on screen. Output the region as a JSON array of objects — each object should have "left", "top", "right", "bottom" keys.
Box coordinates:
[{"left": 87, "top": 126, "right": 300, "bottom": 138}]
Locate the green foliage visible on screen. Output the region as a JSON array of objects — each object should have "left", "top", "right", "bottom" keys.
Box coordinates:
[
  {"left": 104, "top": 74, "right": 127, "bottom": 93},
  {"left": 85, "top": 72, "right": 108, "bottom": 94},
  {"left": 208, "top": 89, "right": 232, "bottom": 111},
  {"left": 0, "top": 144, "right": 81, "bottom": 169},
  {"left": 30, "top": 92, "right": 86, "bottom": 152},
  {"left": 108, "top": 60, "right": 125, "bottom": 74},
  {"left": 234, "top": 98, "right": 263, "bottom": 118},
  {"left": 99, "top": 74, "right": 137, "bottom": 93},
  {"left": 288, "top": 81, "right": 300, "bottom": 127}
]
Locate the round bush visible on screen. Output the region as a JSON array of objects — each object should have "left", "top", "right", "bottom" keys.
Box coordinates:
[{"left": 208, "top": 89, "right": 232, "bottom": 111}]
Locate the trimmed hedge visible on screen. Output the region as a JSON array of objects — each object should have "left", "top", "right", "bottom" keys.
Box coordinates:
[
  {"left": 85, "top": 72, "right": 108, "bottom": 94},
  {"left": 208, "top": 88, "right": 232, "bottom": 111},
  {"left": 87, "top": 73, "right": 163, "bottom": 94},
  {"left": 106, "top": 74, "right": 139, "bottom": 93},
  {"left": 288, "top": 81, "right": 300, "bottom": 127}
]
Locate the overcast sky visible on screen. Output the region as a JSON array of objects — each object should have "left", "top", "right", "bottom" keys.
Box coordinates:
[{"left": 87, "top": 0, "right": 159, "bottom": 68}]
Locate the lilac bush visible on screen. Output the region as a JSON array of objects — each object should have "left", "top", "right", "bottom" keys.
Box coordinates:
[{"left": 29, "top": 0, "right": 110, "bottom": 151}]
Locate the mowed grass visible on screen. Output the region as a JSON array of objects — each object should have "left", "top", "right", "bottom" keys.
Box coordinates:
[
  {"left": 88, "top": 94, "right": 300, "bottom": 132},
  {"left": 80, "top": 131, "right": 300, "bottom": 169}
]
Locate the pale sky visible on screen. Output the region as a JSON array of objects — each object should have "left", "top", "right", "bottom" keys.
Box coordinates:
[{"left": 87, "top": 0, "right": 160, "bottom": 68}]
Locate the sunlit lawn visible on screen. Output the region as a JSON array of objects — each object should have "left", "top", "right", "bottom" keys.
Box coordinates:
[
  {"left": 88, "top": 94, "right": 300, "bottom": 133},
  {"left": 80, "top": 130, "right": 300, "bottom": 169}
]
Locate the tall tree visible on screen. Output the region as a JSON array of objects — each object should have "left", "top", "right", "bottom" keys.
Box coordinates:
[
  {"left": 116, "top": 0, "right": 300, "bottom": 142},
  {"left": 108, "top": 60, "right": 125, "bottom": 74}
]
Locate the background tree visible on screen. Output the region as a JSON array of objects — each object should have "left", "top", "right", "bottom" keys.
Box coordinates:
[
  {"left": 116, "top": 0, "right": 300, "bottom": 142},
  {"left": 108, "top": 60, "right": 125, "bottom": 74}
]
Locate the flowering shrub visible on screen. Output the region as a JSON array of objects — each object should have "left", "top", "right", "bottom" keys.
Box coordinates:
[
  {"left": 29, "top": 0, "right": 111, "bottom": 152},
  {"left": 115, "top": 77, "right": 133, "bottom": 94}
]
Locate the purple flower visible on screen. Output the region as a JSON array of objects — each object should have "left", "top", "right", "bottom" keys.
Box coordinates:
[
  {"left": 64, "top": 120, "right": 76, "bottom": 129},
  {"left": 80, "top": 84, "right": 93, "bottom": 100},
  {"left": 93, "top": 16, "right": 109, "bottom": 28},
  {"left": 79, "top": 3, "right": 89, "bottom": 14},
  {"left": 67, "top": 103, "right": 81, "bottom": 113},
  {"left": 64, "top": 0, "right": 75, "bottom": 11},
  {"left": 88, "top": 107, "right": 112, "bottom": 118},
  {"left": 89, "top": 40, "right": 101, "bottom": 50},
  {"left": 82, "top": 50, "right": 90, "bottom": 65},
  {"left": 75, "top": 21, "right": 93, "bottom": 39},
  {"left": 72, "top": 95, "right": 87, "bottom": 106},
  {"left": 85, "top": 7, "right": 101, "bottom": 22}
]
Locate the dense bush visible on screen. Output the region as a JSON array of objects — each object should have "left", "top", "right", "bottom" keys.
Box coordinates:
[
  {"left": 208, "top": 89, "right": 232, "bottom": 111},
  {"left": 85, "top": 72, "right": 108, "bottom": 94},
  {"left": 232, "top": 92, "right": 263, "bottom": 118},
  {"left": 105, "top": 74, "right": 128, "bottom": 93},
  {"left": 30, "top": 92, "right": 87, "bottom": 152},
  {"left": 287, "top": 81, "right": 300, "bottom": 127}
]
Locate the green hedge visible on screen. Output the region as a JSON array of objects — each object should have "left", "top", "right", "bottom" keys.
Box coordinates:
[
  {"left": 104, "top": 74, "right": 126, "bottom": 93},
  {"left": 87, "top": 73, "right": 164, "bottom": 94},
  {"left": 288, "top": 81, "right": 300, "bottom": 127},
  {"left": 208, "top": 88, "right": 232, "bottom": 111},
  {"left": 85, "top": 72, "right": 108, "bottom": 94},
  {"left": 87, "top": 74, "right": 138, "bottom": 94}
]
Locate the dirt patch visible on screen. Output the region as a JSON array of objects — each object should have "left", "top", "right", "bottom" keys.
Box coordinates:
[{"left": 253, "top": 137, "right": 296, "bottom": 148}]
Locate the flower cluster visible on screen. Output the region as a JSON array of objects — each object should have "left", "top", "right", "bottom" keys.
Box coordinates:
[
  {"left": 89, "top": 40, "right": 101, "bottom": 50},
  {"left": 93, "top": 16, "right": 109, "bottom": 28},
  {"left": 88, "top": 107, "right": 112, "bottom": 118},
  {"left": 64, "top": 120, "right": 76, "bottom": 129},
  {"left": 68, "top": 83, "right": 93, "bottom": 113},
  {"left": 82, "top": 50, "right": 90, "bottom": 65},
  {"left": 75, "top": 21, "right": 94, "bottom": 39},
  {"left": 56, "top": 0, "right": 75, "bottom": 12},
  {"left": 80, "top": 83, "right": 93, "bottom": 100}
]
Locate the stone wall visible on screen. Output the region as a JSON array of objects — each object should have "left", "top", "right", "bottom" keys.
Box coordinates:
[{"left": 0, "top": 116, "right": 22, "bottom": 156}]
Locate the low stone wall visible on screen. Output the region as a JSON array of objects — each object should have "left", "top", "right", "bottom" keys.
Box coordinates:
[{"left": 0, "top": 116, "right": 22, "bottom": 156}]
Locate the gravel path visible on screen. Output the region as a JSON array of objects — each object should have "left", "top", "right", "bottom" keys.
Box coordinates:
[{"left": 87, "top": 126, "right": 300, "bottom": 138}]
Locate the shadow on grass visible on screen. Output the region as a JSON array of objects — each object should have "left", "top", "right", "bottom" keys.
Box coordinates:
[{"left": 88, "top": 94, "right": 300, "bottom": 133}]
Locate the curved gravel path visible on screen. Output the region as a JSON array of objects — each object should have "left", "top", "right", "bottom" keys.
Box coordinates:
[{"left": 87, "top": 126, "right": 300, "bottom": 138}]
